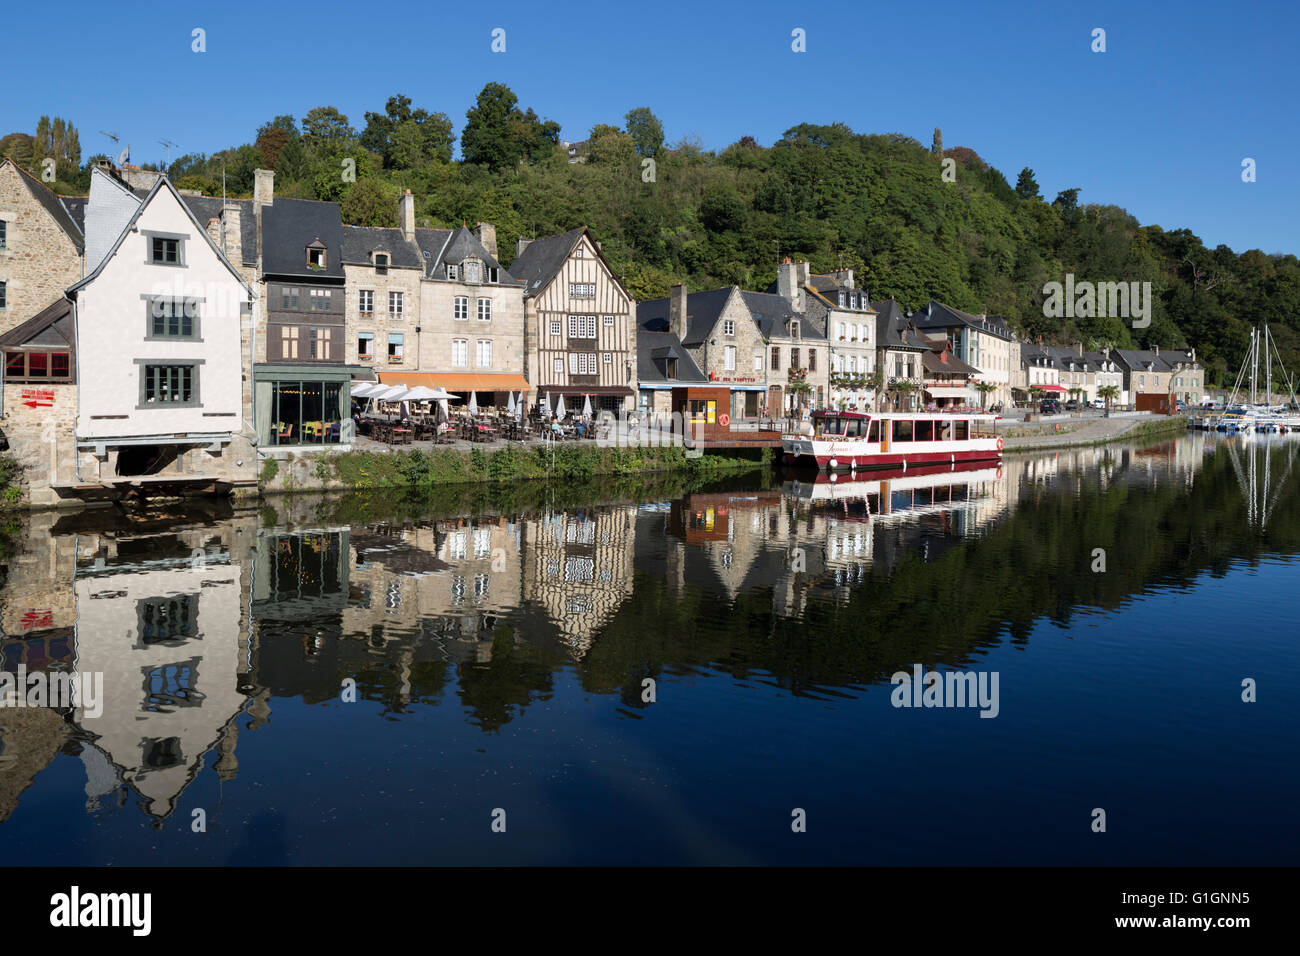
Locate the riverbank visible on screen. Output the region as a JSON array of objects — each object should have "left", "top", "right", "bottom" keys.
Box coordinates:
[
  {"left": 999, "top": 414, "right": 1186, "bottom": 453},
  {"left": 259, "top": 442, "right": 772, "bottom": 496}
]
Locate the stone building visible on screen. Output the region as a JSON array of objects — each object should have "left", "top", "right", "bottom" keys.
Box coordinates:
[
  {"left": 870, "top": 299, "right": 929, "bottom": 412},
  {"left": 0, "top": 158, "right": 85, "bottom": 335},
  {"left": 510, "top": 227, "right": 637, "bottom": 414},
  {"left": 910, "top": 301, "right": 1018, "bottom": 408}
]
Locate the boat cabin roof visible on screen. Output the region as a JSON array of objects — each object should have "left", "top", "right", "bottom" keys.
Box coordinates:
[{"left": 812, "top": 409, "right": 998, "bottom": 421}]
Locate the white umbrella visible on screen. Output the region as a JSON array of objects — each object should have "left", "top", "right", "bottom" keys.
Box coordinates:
[
  {"left": 351, "top": 382, "right": 384, "bottom": 398},
  {"left": 437, "top": 399, "right": 450, "bottom": 422},
  {"left": 539, "top": 393, "right": 551, "bottom": 418},
  {"left": 468, "top": 391, "right": 478, "bottom": 415},
  {"left": 507, "top": 392, "right": 516, "bottom": 416},
  {"left": 556, "top": 394, "right": 566, "bottom": 418},
  {"left": 402, "top": 386, "right": 442, "bottom": 402},
  {"left": 374, "top": 385, "right": 410, "bottom": 401},
  {"left": 582, "top": 394, "right": 592, "bottom": 418}
]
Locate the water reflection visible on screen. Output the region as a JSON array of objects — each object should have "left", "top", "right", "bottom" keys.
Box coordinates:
[{"left": 0, "top": 432, "right": 1297, "bottom": 838}]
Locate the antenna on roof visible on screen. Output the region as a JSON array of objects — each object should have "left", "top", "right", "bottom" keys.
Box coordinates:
[
  {"left": 99, "top": 130, "right": 119, "bottom": 146},
  {"left": 158, "top": 139, "right": 178, "bottom": 168}
]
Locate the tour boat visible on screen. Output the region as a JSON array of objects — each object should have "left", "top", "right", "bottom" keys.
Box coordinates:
[{"left": 782, "top": 410, "right": 1002, "bottom": 471}]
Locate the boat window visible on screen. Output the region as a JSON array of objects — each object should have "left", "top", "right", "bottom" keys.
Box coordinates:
[
  {"left": 868, "top": 420, "right": 880, "bottom": 443},
  {"left": 819, "top": 416, "right": 843, "bottom": 436},
  {"left": 844, "top": 418, "right": 865, "bottom": 438},
  {"left": 939, "top": 420, "right": 954, "bottom": 441},
  {"left": 893, "top": 419, "right": 914, "bottom": 442},
  {"left": 954, "top": 420, "right": 968, "bottom": 440},
  {"left": 915, "top": 420, "right": 934, "bottom": 441}
]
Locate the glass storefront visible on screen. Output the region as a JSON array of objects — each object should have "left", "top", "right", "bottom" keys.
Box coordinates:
[{"left": 267, "top": 380, "right": 343, "bottom": 446}]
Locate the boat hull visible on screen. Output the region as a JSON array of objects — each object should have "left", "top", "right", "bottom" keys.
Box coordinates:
[{"left": 782, "top": 440, "right": 1001, "bottom": 471}]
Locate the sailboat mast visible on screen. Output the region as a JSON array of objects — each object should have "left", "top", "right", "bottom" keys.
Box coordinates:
[
  {"left": 1265, "top": 324, "right": 1273, "bottom": 405},
  {"left": 1250, "top": 328, "right": 1258, "bottom": 405}
]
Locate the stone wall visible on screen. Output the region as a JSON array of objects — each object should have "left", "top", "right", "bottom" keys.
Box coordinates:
[{"left": 0, "top": 163, "right": 83, "bottom": 336}]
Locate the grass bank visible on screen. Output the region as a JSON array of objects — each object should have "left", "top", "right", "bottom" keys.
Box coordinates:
[{"left": 261, "top": 443, "right": 772, "bottom": 495}]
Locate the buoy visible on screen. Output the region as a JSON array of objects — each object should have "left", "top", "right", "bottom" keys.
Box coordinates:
[
  {"left": 996, "top": 437, "right": 1004, "bottom": 451},
  {"left": 829, "top": 458, "right": 838, "bottom": 470}
]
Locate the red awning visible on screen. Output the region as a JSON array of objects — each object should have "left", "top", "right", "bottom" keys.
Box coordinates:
[{"left": 1039, "top": 384, "right": 1067, "bottom": 393}]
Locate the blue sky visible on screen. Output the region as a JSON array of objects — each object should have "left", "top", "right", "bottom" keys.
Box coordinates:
[{"left": 4, "top": 0, "right": 1294, "bottom": 254}]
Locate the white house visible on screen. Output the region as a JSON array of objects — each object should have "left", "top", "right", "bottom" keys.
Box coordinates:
[{"left": 66, "top": 168, "right": 256, "bottom": 489}]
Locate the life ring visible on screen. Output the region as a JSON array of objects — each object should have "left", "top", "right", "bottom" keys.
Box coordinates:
[
  {"left": 719, "top": 413, "right": 730, "bottom": 427},
  {"left": 996, "top": 437, "right": 1004, "bottom": 451},
  {"left": 996, "top": 465, "right": 1003, "bottom": 479}
]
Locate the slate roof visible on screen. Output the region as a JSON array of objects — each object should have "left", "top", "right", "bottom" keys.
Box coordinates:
[
  {"left": 636, "top": 329, "right": 708, "bottom": 385},
  {"left": 922, "top": 348, "right": 980, "bottom": 376},
  {"left": 637, "top": 287, "right": 733, "bottom": 346},
  {"left": 60, "top": 196, "right": 88, "bottom": 235},
  {"left": 911, "top": 300, "right": 1015, "bottom": 340},
  {"left": 180, "top": 196, "right": 257, "bottom": 267},
  {"left": 0, "top": 296, "right": 73, "bottom": 348},
  {"left": 1113, "top": 349, "right": 1196, "bottom": 374},
  {"left": 740, "top": 291, "right": 826, "bottom": 340},
  {"left": 413, "top": 227, "right": 454, "bottom": 270},
  {"left": 261, "top": 198, "right": 345, "bottom": 280},
  {"left": 341, "top": 226, "right": 424, "bottom": 269},
  {"left": 871, "top": 299, "right": 928, "bottom": 352},
  {"left": 507, "top": 227, "right": 586, "bottom": 294},
  {"left": 3, "top": 159, "right": 84, "bottom": 253}
]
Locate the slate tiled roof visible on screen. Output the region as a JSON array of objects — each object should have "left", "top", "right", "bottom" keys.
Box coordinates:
[
  {"left": 341, "top": 226, "right": 424, "bottom": 269},
  {"left": 922, "top": 348, "right": 980, "bottom": 376},
  {"left": 871, "top": 299, "right": 928, "bottom": 352},
  {"left": 740, "top": 291, "right": 826, "bottom": 340},
  {"left": 508, "top": 228, "right": 585, "bottom": 294},
  {"left": 180, "top": 196, "right": 257, "bottom": 267},
  {"left": 4, "top": 160, "right": 84, "bottom": 253},
  {"left": 262, "top": 198, "right": 345, "bottom": 279},
  {"left": 0, "top": 296, "right": 73, "bottom": 348},
  {"left": 637, "top": 287, "right": 733, "bottom": 346},
  {"left": 413, "top": 227, "right": 454, "bottom": 271},
  {"left": 912, "top": 300, "right": 1015, "bottom": 340},
  {"left": 636, "top": 329, "right": 708, "bottom": 385},
  {"left": 60, "top": 196, "right": 88, "bottom": 235}
]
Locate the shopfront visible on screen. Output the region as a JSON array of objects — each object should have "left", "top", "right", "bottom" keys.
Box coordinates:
[{"left": 254, "top": 365, "right": 364, "bottom": 448}]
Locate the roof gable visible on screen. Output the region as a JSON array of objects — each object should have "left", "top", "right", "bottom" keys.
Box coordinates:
[
  {"left": 0, "top": 159, "right": 85, "bottom": 254},
  {"left": 0, "top": 296, "right": 74, "bottom": 348}
]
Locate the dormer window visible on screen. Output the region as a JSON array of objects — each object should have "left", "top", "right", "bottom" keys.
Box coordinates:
[
  {"left": 465, "top": 260, "right": 482, "bottom": 283},
  {"left": 447, "top": 263, "right": 458, "bottom": 280},
  {"left": 488, "top": 267, "right": 498, "bottom": 283},
  {"left": 575, "top": 246, "right": 584, "bottom": 258},
  {"left": 374, "top": 252, "right": 389, "bottom": 275},
  {"left": 790, "top": 320, "right": 800, "bottom": 339},
  {"left": 306, "top": 241, "right": 326, "bottom": 270}
]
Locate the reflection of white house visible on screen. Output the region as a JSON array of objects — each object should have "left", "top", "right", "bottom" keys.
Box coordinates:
[
  {"left": 66, "top": 167, "right": 256, "bottom": 489},
  {"left": 73, "top": 534, "right": 248, "bottom": 818}
]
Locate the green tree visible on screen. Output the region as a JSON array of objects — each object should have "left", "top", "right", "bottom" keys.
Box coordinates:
[
  {"left": 341, "top": 177, "right": 398, "bottom": 226},
  {"left": 1015, "top": 167, "right": 1040, "bottom": 200},
  {"left": 624, "top": 107, "right": 664, "bottom": 157},
  {"left": 302, "top": 106, "right": 356, "bottom": 142},
  {"left": 461, "top": 83, "right": 559, "bottom": 171},
  {"left": 361, "top": 95, "right": 454, "bottom": 169}
]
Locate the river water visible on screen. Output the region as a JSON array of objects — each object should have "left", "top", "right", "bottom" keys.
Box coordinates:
[{"left": 1, "top": 433, "right": 1296, "bottom": 865}]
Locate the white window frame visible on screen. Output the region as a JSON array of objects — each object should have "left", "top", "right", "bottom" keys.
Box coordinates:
[
  {"left": 724, "top": 345, "right": 736, "bottom": 371},
  {"left": 359, "top": 290, "right": 374, "bottom": 313},
  {"left": 476, "top": 339, "right": 492, "bottom": 368},
  {"left": 389, "top": 291, "right": 403, "bottom": 316},
  {"left": 452, "top": 339, "right": 468, "bottom": 368},
  {"left": 454, "top": 296, "right": 468, "bottom": 321},
  {"left": 724, "top": 319, "right": 735, "bottom": 336},
  {"left": 477, "top": 297, "right": 492, "bottom": 322}
]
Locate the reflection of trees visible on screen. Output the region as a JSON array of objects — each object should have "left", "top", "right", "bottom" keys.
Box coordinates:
[
  {"left": 453, "top": 626, "right": 560, "bottom": 733},
  {"left": 576, "top": 444, "right": 1300, "bottom": 700}
]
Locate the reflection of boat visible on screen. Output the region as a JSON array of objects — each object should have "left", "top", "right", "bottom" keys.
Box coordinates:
[
  {"left": 783, "top": 461, "right": 1000, "bottom": 520},
  {"left": 782, "top": 410, "right": 1002, "bottom": 471}
]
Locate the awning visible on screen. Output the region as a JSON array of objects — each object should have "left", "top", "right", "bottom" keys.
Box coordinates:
[
  {"left": 378, "top": 372, "right": 531, "bottom": 391},
  {"left": 1038, "top": 384, "right": 1067, "bottom": 393},
  {"left": 540, "top": 386, "right": 635, "bottom": 396},
  {"left": 924, "top": 386, "right": 976, "bottom": 399}
]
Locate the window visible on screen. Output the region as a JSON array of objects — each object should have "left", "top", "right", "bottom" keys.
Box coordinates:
[
  {"left": 488, "top": 267, "right": 498, "bottom": 283},
  {"left": 307, "top": 245, "right": 325, "bottom": 268},
  {"left": 452, "top": 339, "right": 467, "bottom": 367},
  {"left": 724, "top": 319, "right": 735, "bottom": 336},
  {"left": 281, "top": 287, "right": 299, "bottom": 310},
  {"left": 754, "top": 354, "right": 763, "bottom": 372},
  {"left": 725, "top": 346, "right": 736, "bottom": 371},
  {"left": 388, "top": 333, "right": 404, "bottom": 363},
  {"left": 569, "top": 282, "right": 595, "bottom": 298},
  {"left": 358, "top": 332, "right": 374, "bottom": 359},
  {"left": 454, "top": 296, "right": 468, "bottom": 320},
  {"left": 790, "top": 320, "right": 799, "bottom": 339},
  {"left": 141, "top": 364, "right": 197, "bottom": 405},
  {"left": 447, "top": 264, "right": 458, "bottom": 280},
  {"left": 603, "top": 314, "right": 614, "bottom": 327},
  {"left": 791, "top": 348, "right": 800, "bottom": 369},
  {"left": 0, "top": 220, "right": 6, "bottom": 249},
  {"left": 374, "top": 253, "right": 389, "bottom": 275},
  {"left": 568, "top": 352, "right": 597, "bottom": 375},
  {"left": 568, "top": 314, "right": 596, "bottom": 338},
  {"left": 954, "top": 420, "right": 969, "bottom": 440},
  {"left": 868, "top": 421, "right": 880, "bottom": 443},
  {"left": 915, "top": 420, "right": 934, "bottom": 441},
  {"left": 892, "top": 419, "right": 914, "bottom": 442},
  {"left": 476, "top": 339, "right": 492, "bottom": 367},
  {"left": 838, "top": 291, "right": 846, "bottom": 307},
  {"left": 309, "top": 289, "right": 332, "bottom": 311},
  {"left": 280, "top": 326, "right": 300, "bottom": 359},
  {"left": 549, "top": 319, "right": 562, "bottom": 336},
  {"left": 553, "top": 357, "right": 563, "bottom": 374},
  {"left": 0, "top": 280, "right": 5, "bottom": 310},
  {"left": 808, "top": 349, "right": 816, "bottom": 372},
  {"left": 771, "top": 346, "right": 780, "bottom": 370},
  {"left": 389, "top": 291, "right": 403, "bottom": 316},
  {"left": 465, "top": 261, "right": 481, "bottom": 283},
  {"left": 149, "top": 236, "right": 182, "bottom": 265},
  {"left": 574, "top": 246, "right": 584, "bottom": 258},
  {"left": 148, "top": 298, "right": 198, "bottom": 338},
  {"left": 358, "top": 290, "right": 373, "bottom": 313},
  {"left": 603, "top": 352, "right": 612, "bottom": 364},
  {"left": 309, "top": 327, "right": 333, "bottom": 360},
  {"left": 477, "top": 298, "right": 491, "bottom": 321},
  {"left": 5, "top": 350, "right": 72, "bottom": 382}
]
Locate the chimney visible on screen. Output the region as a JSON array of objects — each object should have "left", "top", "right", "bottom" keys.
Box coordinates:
[
  {"left": 1076, "top": 341, "right": 1084, "bottom": 357},
  {"left": 475, "top": 221, "right": 498, "bottom": 260},
  {"left": 254, "top": 169, "right": 275, "bottom": 207},
  {"left": 516, "top": 237, "right": 533, "bottom": 258},
  {"left": 670, "top": 283, "right": 688, "bottom": 341},
  {"left": 831, "top": 268, "right": 855, "bottom": 289},
  {"left": 205, "top": 217, "right": 221, "bottom": 246},
  {"left": 1103, "top": 345, "right": 1110, "bottom": 359},
  {"left": 776, "top": 258, "right": 809, "bottom": 311},
  {"left": 222, "top": 204, "right": 242, "bottom": 264},
  {"left": 1152, "top": 344, "right": 1159, "bottom": 356},
  {"left": 399, "top": 189, "right": 415, "bottom": 241}
]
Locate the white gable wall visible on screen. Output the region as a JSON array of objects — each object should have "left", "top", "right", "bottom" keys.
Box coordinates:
[{"left": 77, "top": 183, "right": 246, "bottom": 440}]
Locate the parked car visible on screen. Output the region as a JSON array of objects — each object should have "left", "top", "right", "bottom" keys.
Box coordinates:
[
  {"left": 1039, "top": 398, "right": 1061, "bottom": 415},
  {"left": 1090, "top": 398, "right": 1106, "bottom": 409},
  {"left": 1064, "top": 398, "right": 1081, "bottom": 412}
]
